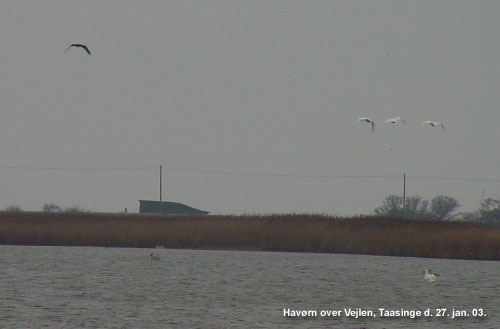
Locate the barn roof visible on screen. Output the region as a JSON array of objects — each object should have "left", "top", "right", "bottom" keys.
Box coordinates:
[{"left": 139, "top": 200, "right": 210, "bottom": 215}]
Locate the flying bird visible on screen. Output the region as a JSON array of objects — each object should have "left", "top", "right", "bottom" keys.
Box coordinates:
[
  {"left": 356, "top": 117, "right": 375, "bottom": 133},
  {"left": 65, "top": 43, "right": 91, "bottom": 55},
  {"left": 422, "top": 121, "right": 445, "bottom": 130},
  {"left": 149, "top": 254, "right": 160, "bottom": 261},
  {"left": 385, "top": 117, "right": 407, "bottom": 125}
]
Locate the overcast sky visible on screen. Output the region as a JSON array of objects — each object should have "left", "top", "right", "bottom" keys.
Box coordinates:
[{"left": 0, "top": 1, "right": 499, "bottom": 215}]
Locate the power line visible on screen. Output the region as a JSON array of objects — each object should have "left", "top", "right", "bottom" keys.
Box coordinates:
[
  {"left": 164, "top": 167, "right": 500, "bottom": 182},
  {"left": 406, "top": 175, "right": 500, "bottom": 182},
  {"left": 0, "top": 164, "right": 498, "bottom": 182},
  {"left": 162, "top": 167, "right": 401, "bottom": 179},
  {"left": 0, "top": 165, "right": 157, "bottom": 171}
]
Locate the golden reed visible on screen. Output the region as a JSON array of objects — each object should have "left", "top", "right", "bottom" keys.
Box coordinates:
[{"left": 0, "top": 212, "right": 498, "bottom": 260}]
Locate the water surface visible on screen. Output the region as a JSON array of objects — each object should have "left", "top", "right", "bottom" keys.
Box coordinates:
[{"left": 0, "top": 246, "right": 497, "bottom": 328}]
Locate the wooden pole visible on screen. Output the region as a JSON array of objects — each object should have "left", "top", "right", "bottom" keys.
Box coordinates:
[
  {"left": 160, "top": 165, "right": 162, "bottom": 201},
  {"left": 403, "top": 173, "right": 406, "bottom": 216}
]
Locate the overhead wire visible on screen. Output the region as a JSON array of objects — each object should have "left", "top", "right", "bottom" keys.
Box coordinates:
[{"left": 0, "top": 165, "right": 498, "bottom": 182}]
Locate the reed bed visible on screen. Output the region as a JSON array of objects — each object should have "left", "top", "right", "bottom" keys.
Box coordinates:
[{"left": 0, "top": 212, "right": 498, "bottom": 260}]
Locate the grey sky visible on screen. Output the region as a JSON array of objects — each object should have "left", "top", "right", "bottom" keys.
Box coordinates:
[{"left": 0, "top": 1, "right": 499, "bottom": 215}]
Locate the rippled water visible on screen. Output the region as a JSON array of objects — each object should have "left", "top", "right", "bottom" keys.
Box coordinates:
[{"left": 0, "top": 245, "right": 498, "bottom": 328}]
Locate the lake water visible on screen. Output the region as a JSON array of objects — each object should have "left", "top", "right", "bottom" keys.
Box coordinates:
[{"left": 0, "top": 246, "right": 498, "bottom": 329}]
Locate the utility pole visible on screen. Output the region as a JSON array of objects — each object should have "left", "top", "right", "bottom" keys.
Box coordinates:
[
  {"left": 403, "top": 173, "right": 406, "bottom": 216},
  {"left": 160, "top": 165, "right": 162, "bottom": 201}
]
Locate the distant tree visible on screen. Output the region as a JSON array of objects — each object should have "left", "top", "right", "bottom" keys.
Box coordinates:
[
  {"left": 418, "top": 200, "right": 430, "bottom": 218},
  {"left": 405, "top": 196, "right": 434, "bottom": 219},
  {"left": 459, "top": 211, "right": 480, "bottom": 222},
  {"left": 374, "top": 195, "right": 460, "bottom": 220},
  {"left": 404, "top": 196, "right": 421, "bottom": 215},
  {"left": 43, "top": 203, "right": 62, "bottom": 212},
  {"left": 374, "top": 195, "right": 403, "bottom": 217},
  {"left": 429, "top": 195, "right": 460, "bottom": 220},
  {"left": 375, "top": 195, "right": 431, "bottom": 219},
  {"left": 478, "top": 198, "right": 500, "bottom": 224},
  {"left": 4, "top": 205, "right": 23, "bottom": 212}
]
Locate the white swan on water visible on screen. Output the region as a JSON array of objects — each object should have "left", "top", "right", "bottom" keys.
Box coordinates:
[{"left": 423, "top": 269, "right": 440, "bottom": 282}]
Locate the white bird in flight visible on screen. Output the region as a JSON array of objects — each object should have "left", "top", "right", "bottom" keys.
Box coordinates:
[
  {"left": 356, "top": 117, "right": 375, "bottom": 133},
  {"left": 422, "top": 121, "right": 445, "bottom": 130},
  {"left": 385, "top": 117, "right": 407, "bottom": 125}
]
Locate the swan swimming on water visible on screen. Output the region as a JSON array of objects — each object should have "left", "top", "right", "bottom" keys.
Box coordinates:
[
  {"left": 356, "top": 117, "right": 375, "bottom": 133},
  {"left": 423, "top": 269, "right": 440, "bottom": 282},
  {"left": 149, "top": 254, "right": 160, "bottom": 261}
]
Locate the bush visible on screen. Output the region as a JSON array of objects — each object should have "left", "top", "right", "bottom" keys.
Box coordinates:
[{"left": 4, "top": 205, "right": 23, "bottom": 212}]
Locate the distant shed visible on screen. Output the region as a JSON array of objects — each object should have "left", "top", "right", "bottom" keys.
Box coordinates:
[{"left": 139, "top": 200, "right": 210, "bottom": 216}]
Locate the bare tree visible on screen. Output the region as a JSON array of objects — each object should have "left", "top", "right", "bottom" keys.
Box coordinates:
[
  {"left": 375, "top": 195, "right": 460, "bottom": 220},
  {"left": 478, "top": 198, "right": 500, "bottom": 224},
  {"left": 430, "top": 195, "right": 460, "bottom": 220},
  {"left": 374, "top": 195, "right": 403, "bottom": 217},
  {"left": 43, "top": 203, "right": 62, "bottom": 212}
]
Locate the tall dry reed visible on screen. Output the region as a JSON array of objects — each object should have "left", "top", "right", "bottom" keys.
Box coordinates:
[{"left": 0, "top": 212, "right": 498, "bottom": 260}]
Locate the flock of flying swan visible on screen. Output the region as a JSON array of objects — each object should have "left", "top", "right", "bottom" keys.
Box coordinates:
[
  {"left": 357, "top": 117, "right": 445, "bottom": 133},
  {"left": 64, "top": 43, "right": 447, "bottom": 136},
  {"left": 65, "top": 44, "right": 447, "bottom": 136}
]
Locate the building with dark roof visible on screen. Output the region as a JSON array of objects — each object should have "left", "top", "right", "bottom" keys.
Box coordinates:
[{"left": 139, "top": 200, "right": 209, "bottom": 216}]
